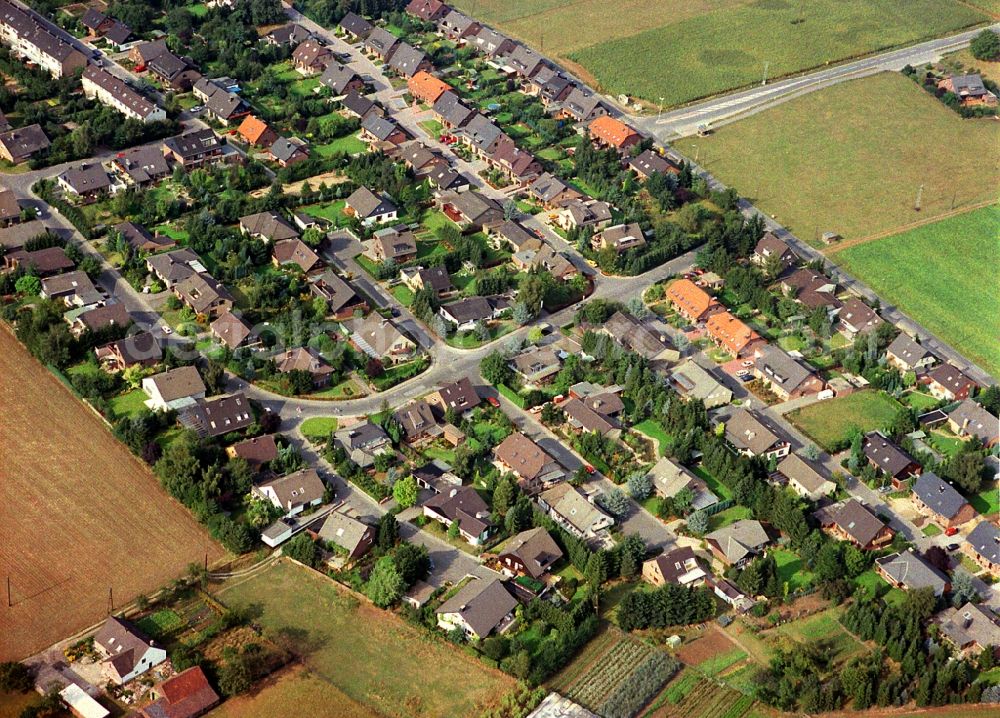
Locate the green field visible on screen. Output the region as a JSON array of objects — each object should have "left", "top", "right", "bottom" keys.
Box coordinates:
[
  {"left": 836, "top": 206, "right": 1000, "bottom": 378},
  {"left": 787, "top": 391, "right": 903, "bottom": 453},
  {"left": 216, "top": 560, "right": 513, "bottom": 718},
  {"left": 696, "top": 73, "right": 999, "bottom": 241},
  {"left": 451, "top": 0, "right": 987, "bottom": 107}
]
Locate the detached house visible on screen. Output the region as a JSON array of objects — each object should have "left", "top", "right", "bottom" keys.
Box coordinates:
[
  {"left": 938, "top": 603, "right": 1000, "bottom": 658},
  {"left": 57, "top": 163, "right": 112, "bottom": 202},
  {"left": 642, "top": 546, "right": 707, "bottom": 587},
  {"left": 628, "top": 149, "right": 675, "bottom": 180},
  {"left": 142, "top": 365, "right": 206, "bottom": 411},
  {"left": 439, "top": 9, "right": 481, "bottom": 42},
  {"left": 237, "top": 115, "right": 278, "bottom": 147},
  {"left": 494, "top": 432, "right": 566, "bottom": 494},
  {"left": 965, "top": 521, "right": 1000, "bottom": 577},
  {"left": 427, "top": 376, "right": 481, "bottom": 416},
  {"left": 407, "top": 70, "right": 451, "bottom": 104},
  {"left": 310, "top": 269, "right": 367, "bottom": 318},
  {"left": 751, "top": 232, "right": 796, "bottom": 272},
  {"left": 162, "top": 129, "right": 226, "bottom": 168},
  {"left": 559, "top": 86, "right": 607, "bottom": 122},
  {"left": 774, "top": 454, "right": 835, "bottom": 501},
  {"left": 669, "top": 360, "right": 732, "bottom": 409},
  {"left": 818, "top": 499, "right": 894, "bottom": 550},
  {"left": 647, "top": 456, "right": 718, "bottom": 511},
  {"left": 724, "top": 409, "right": 789, "bottom": 460},
  {"left": 368, "top": 225, "right": 417, "bottom": 263},
  {"left": 528, "top": 172, "right": 581, "bottom": 209},
  {"left": 938, "top": 74, "right": 998, "bottom": 107},
  {"left": 265, "top": 23, "right": 312, "bottom": 46},
  {"left": 406, "top": 0, "right": 449, "bottom": 22},
  {"left": 240, "top": 210, "right": 299, "bottom": 243},
  {"left": 511, "top": 345, "right": 563, "bottom": 385},
  {"left": 276, "top": 346, "right": 334, "bottom": 388},
  {"left": 345, "top": 186, "right": 398, "bottom": 226},
  {"left": 432, "top": 90, "right": 475, "bottom": 128},
  {"left": 386, "top": 42, "right": 431, "bottom": 78},
  {"left": 948, "top": 399, "right": 999, "bottom": 447},
  {"left": 436, "top": 578, "right": 517, "bottom": 640},
  {"left": 875, "top": 550, "right": 950, "bottom": 596},
  {"left": 392, "top": 399, "right": 439, "bottom": 442},
  {"left": 292, "top": 39, "right": 333, "bottom": 74},
  {"left": 927, "top": 363, "right": 977, "bottom": 402},
  {"left": 253, "top": 468, "right": 326, "bottom": 516},
  {"left": 95, "top": 332, "right": 162, "bottom": 371},
  {"left": 705, "top": 519, "right": 770, "bottom": 568},
  {"left": 0, "top": 123, "right": 49, "bottom": 162},
  {"left": 334, "top": 421, "right": 391, "bottom": 468},
  {"left": 363, "top": 27, "right": 399, "bottom": 60},
  {"left": 886, "top": 333, "right": 937, "bottom": 373},
  {"left": 273, "top": 238, "right": 320, "bottom": 273},
  {"left": 838, "top": 297, "right": 885, "bottom": 338},
  {"left": 752, "top": 344, "right": 824, "bottom": 400},
  {"left": 269, "top": 137, "right": 310, "bottom": 167},
  {"left": 499, "top": 527, "right": 563, "bottom": 580},
  {"left": 863, "top": 431, "right": 922, "bottom": 488},
  {"left": 111, "top": 147, "right": 171, "bottom": 188},
  {"left": 591, "top": 222, "right": 645, "bottom": 254},
  {"left": 401, "top": 265, "right": 454, "bottom": 298},
  {"left": 94, "top": 616, "right": 167, "bottom": 685},
  {"left": 557, "top": 198, "right": 613, "bottom": 232},
  {"left": 911, "top": 472, "right": 976, "bottom": 528},
  {"left": 137, "top": 666, "right": 219, "bottom": 718},
  {"left": 538, "top": 484, "right": 613, "bottom": 540},
  {"left": 338, "top": 12, "right": 372, "bottom": 41},
  {"left": 315, "top": 511, "right": 375, "bottom": 561},
  {"left": 360, "top": 113, "right": 409, "bottom": 146},
  {"left": 424, "top": 485, "right": 493, "bottom": 545},
  {"left": 180, "top": 393, "right": 253, "bottom": 438},
  {"left": 173, "top": 272, "right": 233, "bottom": 319},
  {"left": 344, "top": 313, "right": 417, "bottom": 365},
  {"left": 320, "top": 63, "right": 365, "bottom": 96}
]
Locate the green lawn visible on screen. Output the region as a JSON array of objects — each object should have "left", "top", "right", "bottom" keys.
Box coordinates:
[
  {"left": 853, "top": 569, "right": 888, "bottom": 598},
  {"left": 419, "top": 119, "right": 443, "bottom": 137},
  {"left": 301, "top": 416, "right": 339, "bottom": 442},
  {"left": 391, "top": 285, "right": 414, "bottom": 306},
  {"left": 922, "top": 523, "right": 943, "bottom": 537},
  {"left": 708, "top": 505, "right": 751, "bottom": 531},
  {"left": 692, "top": 465, "right": 733, "bottom": 501},
  {"left": 970, "top": 483, "right": 1000, "bottom": 517},
  {"left": 787, "top": 391, "right": 903, "bottom": 453},
  {"left": 153, "top": 223, "right": 189, "bottom": 243},
  {"left": 216, "top": 560, "right": 513, "bottom": 718},
  {"left": 771, "top": 548, "right": 815, "bottom": 592},
  {"left": 303, "top": 200, "right": 347, "bottom": 224},
  {"left": 110, "top": 388, "right": 148, "bottom": 418},
  {"left": 314, "top": 134, "right": 368, "bottom": 157},
  {"left": 904, "top": 391, "right": 940, "bottom": 411},
  {"left": 696, "top": 74, "right": 999, "bottom": 242},
  {"left": 836, "top": 206, "right": 1000, "bottom": 378},
  {"left": 633, "top": 419, "right": 670, "bottom": 456}
]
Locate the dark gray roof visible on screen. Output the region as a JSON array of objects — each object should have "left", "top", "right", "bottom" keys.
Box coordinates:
[
  {"left": 753, "top": 344, "right": 816, "bottom": 394},
  {"left": 562, "top": 86, "right": 604, "bottom": 120},
  {"left": 364, "top": 27, "right": 399, "bottom": 56},
  {"left": 436, "top": 578, "right": 516, "bottom": 638},
  {"left": 529, "top": 172, "right": 574, "bottom": 203},
  {"left": 113, "top": 145, "right": 170, "bottom": 184},
  {"left": 949, "top": 74, "right": 989, "bottom": 97},
  {"left": 460, "top": 113, "right": 503, "bottom": 152},
  {"left": 433, "top": 90, "right": 474, "bottom": 127},
  {"left": 59, "top": 162, "right": 111, "bottom": 194},
  {"left": 912, "top": 472, "right": 968, "bottom": 520},
  {"left": 967, "top": 521, "right": 1000, "bottom": 564},
  {"left": 629, "top": 149, "right": 673, "bottom": 177},
  {"left": 862, "top": 431, "right": 917, "bottom": 478},
  {"left": 425, "top": 485, "right": 492, "bottom": 539},
  {"left": 361, "top": 113, "right": 400, "bottom": 141},
  {"left": 320, "top": 63, "right": 360, "bottom": 94},
  {"left": 339, "top": 11, "right": 372, "bottom": 38},
  {"left": 948, "top": 399, "right": 998, "bottom": 445},
  {"left": 829, "top": 499, "right": 886, "bottom": 547},
  {"left": 267, "top": 23, "right": 311, "bottom": 45},
  {"left": 886, "top": 332, "right": 936, "bottom": 367},
  {"left": 875, "top": 551, "right": 949, "bottom": 594},
  {"left": 346, "top": 186, "right": 397, "bottom": 218},
  {"left": 340, "top": 89, "right": 377, "bottom": 118},
  {"left": 441, "top": 296, "right": 493, "bottom": 324},
  {"left": 386, "top": 42, "right": 426, "bottom": 77},
  {"left": 500, "top": 527, "right": 562, "bottom": 579},
  {"left": 310, "top": 269, "right": 360, "bottom": 313},
  {"left": 163, "top": 129, "right": 221, "bottom": 159},
  {"left": 270, "top": 137, "right": 307, "bottom": 163}
]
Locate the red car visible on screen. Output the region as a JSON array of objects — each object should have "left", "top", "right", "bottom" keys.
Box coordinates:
[
  {"left": 945, "top": 527, "right": 959, "bottom": 537},
  {"left": 487, "top": 396, "right": 500, "bottom": 408},
  {"left": 584, "top": 464, "right": 596, "bottom": 475}
]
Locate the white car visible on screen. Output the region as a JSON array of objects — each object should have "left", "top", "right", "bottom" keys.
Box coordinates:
[
  {"left": 162, "top": 326, "right": 172, "bottom": 335},
  {"left": 741, "top": 360, "right": 754, "bottom": 368}
]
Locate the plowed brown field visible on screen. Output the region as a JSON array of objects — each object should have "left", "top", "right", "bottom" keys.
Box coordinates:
[{"left": 0, "top": 327, "right": 223, "bottom": 660}]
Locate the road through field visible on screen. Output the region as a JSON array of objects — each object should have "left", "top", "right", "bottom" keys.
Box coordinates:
[{"left": 0, "top": 328, "right": 224, "bottom": 660}]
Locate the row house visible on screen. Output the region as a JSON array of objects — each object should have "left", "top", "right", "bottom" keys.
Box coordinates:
[
  {"left": 0, "top": 0, "right": 88, "bottom": 78},
  {"left": 705, "top": 310, "right": 763, "bottom": 358},
  {"left": 666, "top": 277, "right": 723, "bottom": 324},
  {"left": 82, "top": 65, "right": 166, "bottom": 123}
]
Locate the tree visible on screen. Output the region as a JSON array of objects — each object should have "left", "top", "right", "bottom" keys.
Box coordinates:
[
  {"left": 481, "top": 350, "right": 514, "bottom": 387},
  {"left": 376, "top": 513, "right": 399, "bottom": 552},
  {"left": 392, "top": 474, "right": 418, "bottom": 509},
  {"left": 971, "top": 29, "right": 1000, "bottom": 61},
  {"left": 448, "top": 519, "right": 461, "bottom": 539},
  {"left": 585, "top": 551, "right": 607, "bottom": 588},
  {"left": 283, "top": 533, "right": 318, "bottom": 567},
  {"left": 14, "top": 274, "right": 40, "bottom": 296},
  {"left": 492, "top": 477, "right": 515, "bottom": 518},
  {"left": 979, "top": 385, "right": 1000, "bottom": 415},
  {"left": 392, "top": 542, "right": 430, "bottom": 586},
  {"left": 942, "top": 450, "right": 986, "bottom": 494},
  {"left": 626, "top": 472, "right": 653, "bottom": 500},
  {"left": 511, "top": 301, "right": 532, "bottom": 325},
  {"left": 0, "top": 662, "right": 33, "bottom": 692},
  {"left": 951, "top": 570, "right": 979, "bottom": 607},
  {"left": 367, "top": 556, "right": 406, "bottom": 608},
  {"left": 687, "top": 510, "right": 708, "bottom": 535},
  {"left": 598, "top": 488, "right": 630, "bottom": 517}
]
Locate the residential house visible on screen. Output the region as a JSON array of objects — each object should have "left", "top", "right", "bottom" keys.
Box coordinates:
[
  {"left": 559, "top": 86, "right": 607, "bottom": 122},
  {"left": 236, "top": 115, "right": 278, "bottom": 147},
  {"left": 862, "top": 431, "right": 922, "bottom": 488},
  {"left": 226, "top": 434, "right": 278, "bottom": 470},
  {"left": 310, "top": 269, "right": 367, "bottom": 318},
  {"left": 67, "top": 302, "right": 131, "bottom": 337},
  {"left": 360, "top": 113, "right": 409, "bottom": 146},
  {"left": 179, "top": 393, "right": 253, "bottom": 438},
  {"left": 338, "top": 12, "right": 372, "bottom": 41},
  {"left": 875, "top": 550, "right": 950, "bottom": 596},
  {"left": 499, "top": 527, "right": 563, "bottom": 580},
  {"left": 343, "top": 313, "right": 417, "bottom": 364},
  {"left": 751, "top": 232, "right": 796, "bottom": 272},
  {"left": 427, "top": 376, "right": 481, "bottom": 416},
  {"left": 345, "top": 186, "right": 398, "bottom": 226},
  {"left": 436, "top": 578, "right": 516, "bottom": 640},
  {"left": 364, "top": 225, "right": 416, "bottom": 263},
  {"left": 458, "top": 113, "right": 505, "bottom": 156},
  {"left": 948, "top": 399, "right": 999, "bottom": 447},
  {"left": 0, "top": 0, "right": 88, "bottom": 78},
  {"left": 82, "top": 65, "right": 165, "bottom": 123},
  {"left": 774, "top": 454, "right": 835, "bottom": 501},
  {"left": 363, "top": 27, "right": 399, "bottom": 60},
  {"left": 838, "top": 297, "right": 885, "bottom": 338},
  {"left": 265, "top": 23, "right": 311, "bottom": 46},
  {"left": 320, "top": 63, "right": 365, "bottom": 96},
  {"left": 406, "top": 0, "right": 449, "bottom": 22},
  {"left": 334, "top": 421, "right": 391, "bottom": 468},
  {"left": 965, "top": 521, "right": 1000, "bottom": 577},
  {"left": 393, "top": 399, "right": 439, "bottom": 442},
  {"left": 141, "top": 365, "right": 206, "bottom": 411},
  {"left": 162, "top": 129, "right": 226, "bottom": 168},
  {"left": 642, "top": 546, "right": 707, "bottom": 587},
  {"left": 173, "top": 272, "right": 233, "bottom": 319},
  {"left": 494, "top": 432, "right": 566, "bottom": 494},
  {"left": 927, "top": 363, "right": 977, "bottom": 401},
  {"left": 240, "top": 211, "right": 300, "bottom": 243},
  {"left": 666, "top": 278, "right": 723, "bottom": 324},
  {"left": 528, "top": 172, "right": 581, "bottom": 209},
  {"left": 146, "top": 49, "right": 200, "bottom": 91},
  {"left": 401, "top": 265, "right": 454, "bottom": 297},
  {"left": 511, "top": 345, "right": 563, "bottom": 385},
  {"left": 818, "top": 499, "right": 894, "bottom": 550},
  {"left": 705, "top": 311, "right": 763, "bottom": 358},
  {"left": 511, "top": 243, "right": 578, "bottom": 282},
  {"left": 469, "top": 26, "right": 515, "bottom": 58},
  {"left": 647, "top": 456, "right": 718, "bottom": 511},
  {"left": 752, "top": 344, "right": 824, "bottom": 400},
  {"left": 292, "top": 39, "right": 333, "bottom": 74},
  {"left": 272, "top": 238, "right": 320, "bottom": 274},
  {"left": 628, "top": 149, "right": 675, "bottom": 180},
  {"left": 95, "top": 331, "right": 161, "bottom": 371},
  {"left": 110, "top": 146, "right": 171, "bottom": 188},
  {"left": 439, "top": 296, "right": 501, "bottom": 331},
  {"left": 130, "top": 39, "right": 168, "bottom": 67},
  {"left": 406, "top": 70, "right": 450, "bottom": 106},
  {"left": 395, "top": 142, "right": 449, "bottom": 176},
  {"left": 40, "top": 270, "right": 101, "bottom": 307},
  {"left": 0, "top": 187, "right": 19, "bottom": 225},
  {"left": 340, "top": 89, "right": 378, "bottom": 119},
  {"left": 538, "top": 484, "right": 614, "bottom": 540},
  {"left": 0, "top": 124, "right": 48, "bottom": 163},
  {"left": 80, "top": 8, "right": 113, "bottom": 34},
  {"left": 486, "top": 136, "right": 542, "bottom": 186},
  {"left": 669, "top": 360, "right": 732, "bottom": 409},
  {"left": 911, "top": 472, "right": 977, "bottom": 528},
  {"left": 937, "top": 74, "right": 998, "bottom": 107},
  {"left": 938, "top": 603, "right": 1000, "bottom": 657},
  {"left": 146, "top": 247, "right": 204, "bottom": 287},
  {"left": 783, "top": 270, "right": 843, "bottom": 316},
  {"left": 724, "top": 409, "right": 790, "bottom": 460},
  {"left": 57, "top": 163, "right": 112, "bottom": 202},
  {"left": 136, "top": 666, "right": 219, "bottom": 718},
  {"left": 432, "top": 90, "right": 475, "bottom": 128},
  {"left": 588, "top": 115, "right": 641, "bottom": 153},
  {"left": 386, "top": 42, "right": 431, "bottom": 78},
  {"left": 490, "top": 220, "right": 542, "bottom": 253},
  {"left": 276, "top": 346, "right": 334, "bottom": 388},
  {"left": 3, "top": 245, "right": 73, "bottom": 275},
  {"left": 413, "top": 459, "right": 461, "bottom": 494},
  {"left": 94, "top": 616, "right": 167, "bottom": 685},
  {"left": 601, "top": 311, "right": 679, "bottom": 362},
  {"left": 424, "top": 485, "right": 493, "bottom": 545},
  {"left": 557, "top": 198, "right": 613, "bottom": 232},
  {"left": 428, "top": 165, "right": 471, "bottom": 193},
  {"left": 439, "top": 9, "right": 480, "bottom": 42},
  {"left": 590, "top": 222, "right": 645, "bottom": 253},
  {"left": 0, "top": 219, "right": 50, "bottom": 252},
  {"left": 527, "top": 67, "right": 573, "bottom": 106},
  {"left": 561, "top": 397, "right": 619, "bottom": 438},
  {"left": 705, "top": 519, "right": 770, "bottom": 568},
  {"left": 269, "top": 137, "right": 309, "bottom": 167},
  {"left": 886, "top": 332, "right": 938, "bottom": 373},
  {"left": 253, "top": 468, "right": 326, "bottom": 516},
  {"left": 315, "top": 511, "right": 375, "bottom": 561}
]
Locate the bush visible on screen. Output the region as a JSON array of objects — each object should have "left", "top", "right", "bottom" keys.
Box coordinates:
[
  {"left": 971, "top": 29, "right": 1000, "bottom": 61},
  {"left": 0, "top": 661, "right": 33, "bottom": 692}
]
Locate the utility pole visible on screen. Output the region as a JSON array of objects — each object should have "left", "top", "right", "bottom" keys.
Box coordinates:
[
  {"left": 658, "top": 96, "right": 664, "bottom": 115},
  {"left": 762, "top": 61, "right": 769, "bottom": 86},
  {"left": 914, "top": 184, "right": 924, "bottom": 212}
]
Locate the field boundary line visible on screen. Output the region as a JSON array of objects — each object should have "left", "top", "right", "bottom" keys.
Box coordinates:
[{"left": 825, "top": 199, "right": 996, "bottom": 253}]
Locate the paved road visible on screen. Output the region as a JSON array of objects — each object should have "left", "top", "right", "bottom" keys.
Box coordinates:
[{"left": 630, "top": 25, "right": 1000, "bottom": 139}]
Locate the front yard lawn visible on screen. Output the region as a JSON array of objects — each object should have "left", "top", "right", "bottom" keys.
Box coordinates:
[
  {"left": 922, "top": 523, "right": 943, "bottom": 537},
  {"left": 301, "top": 416, "right": 339, "bottom": 442},
  {"left": 391, "top": 284, "right": 414, "bottom": 306},
  {"left": 419, "top": 119, "right": 443, "bottom": 137},
  {"left": 787, "top": 391, "right": 902, "bottom": 453}
]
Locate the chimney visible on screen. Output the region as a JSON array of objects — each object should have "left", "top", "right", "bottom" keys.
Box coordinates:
[
  {"left": 449, "top": 488, "right": 458, "bottom": 498},
  {"left": 964, "top": 612, "right": 973, "bottom": 629}
]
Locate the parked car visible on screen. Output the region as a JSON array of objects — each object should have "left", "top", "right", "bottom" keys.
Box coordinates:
[
  {"left": 947, "top": 543, "right": 960, "bottom": 552},
  {"left": 741, "top": 360, "right": 754, "bottom": 368},
  {"left": 945, "top": 527, "right": 959, "bottom": 536},
  {"left": 487, "top": 397, "right": 500, "bottom": 408},
  {"left": 584, "top": 464, "right": 596, "bottom": 475}
]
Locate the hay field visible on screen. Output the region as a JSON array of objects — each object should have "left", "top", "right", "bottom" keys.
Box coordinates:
[{"left": 0, "top": 328, "right": 223, "bottom": 660}]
